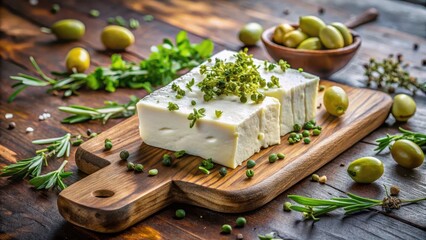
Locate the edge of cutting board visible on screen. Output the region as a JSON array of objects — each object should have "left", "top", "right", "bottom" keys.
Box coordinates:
[{"left": 58, "top": 80, "right": 393, "bottom": 233}]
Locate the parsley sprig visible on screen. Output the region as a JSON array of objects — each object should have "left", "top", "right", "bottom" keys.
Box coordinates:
[
  {"left": 0, "top": 133, "right": 79, "bottom": 190},
  {"left": 375, "top": 127, "right": 426, "bottom": 153},
  {"left": 59, "top": 96, "right": 139, "bottom": 124},
  {"left": 8, "top": 31, "right": 214, "bottom": 102}
]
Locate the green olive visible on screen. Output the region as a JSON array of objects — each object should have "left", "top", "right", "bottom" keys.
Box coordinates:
[
  {"left": 391, "top": 139, "right": 424, "bottom": 169},
  {"left": 65, "top": 47, "right": 90, "bottom": 73},
  {"left": 297, "top": 37, "right": 323, "bottom": 50},
  {"left": 51, "top": 19, "right": 85, "bottom": 41},
  {"left": 331, "top": 22, "right": 353, "bottom": 46},
  {"left": 391, "top": 94, "right": 416, "bottom": 122},
  {"left": 319, "top": 25, "right": 344, "bottom": 49},
  {"left": 273, "top": 23, "right": 295, "bottom": 44},
  {"left": 282, "top": 30, "right": 308, "bottom": 48},
  {"left": 323, "top": 86, "right": 349, "bottom": 116},
  {"left": 347, "top": 157, "right": 384, "bottom": 183},
  {"left": 299, "top": 16, "right": 326, "bottom": 37},
  {"left": 101, "top": 25, "right": 135, "bottom": 50},
  {"left": 238, "top": 22, "right": 263, "bottom": 46}
]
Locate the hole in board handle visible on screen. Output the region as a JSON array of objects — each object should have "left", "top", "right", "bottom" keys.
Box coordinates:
[{"left": 92, "top": 189, "right": 115, "bottom": 198}]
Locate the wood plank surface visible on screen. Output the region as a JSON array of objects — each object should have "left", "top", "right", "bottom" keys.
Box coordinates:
[
  {"left": 59, "top": 80, "right": 393, "bottom": 233},
  {"left": 0, "top": 0, "right": 425, "bottom": 239}
]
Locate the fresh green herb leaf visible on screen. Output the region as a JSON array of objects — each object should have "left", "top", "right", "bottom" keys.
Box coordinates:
[
  {"left": 374, "top": 127, "right": 426, "bottom": 153},
  {"left": 174, "top": 150, "right": 186, "bottom": 158},
  {"left": 186, "top": 78, "right": 195, "bottom": 92},
  {"left": 29, "top": 160, "right": 72, "bottom": 190},
  {"left": 215, "top": 110, "right": 223, "bottom": 118},
  {"left": 200, "top": 158, "right": 214, "bottom": 170},
  {"left": 143, "top": 14, "right": 154, "bottom": 22},
  {"left": 167, "top": 102, "right": 179, "bottom": 111},
  {"left": 187, "top": 108, "right": 205, "bottom": 128}
]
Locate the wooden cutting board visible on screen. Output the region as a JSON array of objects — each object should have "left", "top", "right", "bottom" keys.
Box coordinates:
[{"left": 58, "top": 80, "right": 392, "bottom": 233}]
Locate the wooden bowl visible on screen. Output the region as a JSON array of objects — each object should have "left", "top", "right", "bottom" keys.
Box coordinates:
[{"left": 261, "top": 26, "right": 361, "bottom": 79}]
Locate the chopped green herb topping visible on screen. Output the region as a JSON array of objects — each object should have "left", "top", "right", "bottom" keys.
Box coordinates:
[
  {"left": 143, "top": 15, "right": 154, "bottom": 22},
  {"left": 187, "top": 108, "right": 205, "bottom": 128},
  {"left": 278, "top": 59, "right": 290, "bottom": 72},
  {"left": 267, "top": 75, "right": 280, "bottom": 88},
  {"left": 200, "top": 158, "right": 215, "bottom": 170},
  {"left": 171, "top": 83, "right": 186, "bottom": 99},
  {"left": 198, "top": 166, "right": 210, "bottom": 174},
  {"left": 174, "top": 150, "right": 186, "bottom": 158},
  {"left": 167, "top": 102, "right": 179, "bottom": 111},
  {"left": 298, "top": 68, "right": 304, "bottom": 72},
  {"left": 198, "top": 49, "right": 266, "bottom": 103},
  {"left": 263, "top": 61, "right": 276, "bottom": 71},
  {"left": 215, "top": 110, "right": 223, "bottom": 118},
  {"left": 186, "top": 78, "right": 195, "bottom": 92}
]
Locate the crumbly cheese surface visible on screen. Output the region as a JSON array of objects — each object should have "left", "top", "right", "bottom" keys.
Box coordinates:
[{"left": 137, "top": 50, "right": 319, "bottom": 168}]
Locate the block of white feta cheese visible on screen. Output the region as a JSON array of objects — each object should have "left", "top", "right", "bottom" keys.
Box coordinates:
[
  {"left": 137, "top": 69, "right": 281, "bottom": 169},
  {"left": 206, "top": 50, "right": 319, "bottom": 135}
]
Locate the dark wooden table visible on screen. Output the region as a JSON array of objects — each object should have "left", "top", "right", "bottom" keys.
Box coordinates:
[{"left": 1, "top": 0, "right": 425, "bottom": 239}]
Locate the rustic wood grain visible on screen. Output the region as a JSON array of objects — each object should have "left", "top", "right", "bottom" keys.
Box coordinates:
[
  {"left": 59, "top": 80, "right": 392, "bottom": 233},
  {"left": 1, "top": 0, "right": 425, "bottom": 239}
]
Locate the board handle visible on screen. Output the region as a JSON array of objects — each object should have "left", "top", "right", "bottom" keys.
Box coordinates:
[{"left": 58, "top": 162, "right": 174, "bottom": 233}]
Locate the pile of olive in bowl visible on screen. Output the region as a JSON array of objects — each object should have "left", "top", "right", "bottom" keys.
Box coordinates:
[
  {"left": 261, "top": 16, "right": 361, "bottom": 79},
  {"left": 273, "top": 16, "right": 353, "bottom": 50}
]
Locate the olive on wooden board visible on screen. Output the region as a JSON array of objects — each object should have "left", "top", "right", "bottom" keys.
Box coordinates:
[
  {"left": 297, "top": 37, "right": 323, "bottom": 50},
  {"left": 323, "top": 86, "right": 349, "bottom": 117},
  {"left": 273, "top": 23, "right": 295, "bottom": 44},
  {"left": 51, "top": 19, "right": 85, "bottom": 41},
  {"left": 238, "top": 22, "right": 263, "bottom": 46},
  {"left": 331, "top": 22, "right": 353, "bottom": 46},
  {"left": 101, "top": 25, "right": 135, "bottom": 51},
  {"left": 65, "top": 47, "right": 90, "bottom": 73},
  {"left": 319, "top": 25, "right": 344, "bottom": 49},
  {"left": 391, "top": 94, "right": 416, "bottom": 122},
  {"left": 299, "top": 16, "right": 326, "bottom": 37},
  {"left": 282, "top": 30, "right": 308, "bottom": 48},
  {"left": 347, "top": 157, "right": 384, "bottom": 183},
  {"left": 391, "top": 139, "right": 424, "bottom": 169}
]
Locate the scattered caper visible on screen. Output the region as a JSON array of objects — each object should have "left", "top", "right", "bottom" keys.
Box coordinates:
[
  {"left": 293, "top": 124, "right": 302, "bottom": 132},
  {"left": 302, "top": 130, "right": 310, "bottom": 137},
  {"left": 127, "top": 162, "right": 135, "bottom": 171},
  {"left": 312, "top": 129, "right": 321, "bottom": 136},
  {"left": 221, "top": 224, "right": 232, "bottom": 234},
  {"left": 283, "top": 202, "right": 292, "bottom": 211},
  {"left": 236, "top": 217, "right": 247, "bottom": 227},
  {"left": 247, "top": 159, "right": 256, "bottom": 168},
  {"left": 246, "top": 169, "right": 254, "bottom": 178},
  {"left": 304, "top": 137, "right": 311, "bottom": 144},
  {"left": 219, "top": 167, "right": 228, "bottom": 177},
  {"left": 277, "top": 153, "right": 286, "bottom": 159},
  {"left": 120, "top": 150, "right": 130, "bottom": 160},
  {"left": 175, "top": 209, "right": 186, "bottom": 219},
  {"left": 162, "top": 154, "right": 172, "bottom": 166},
  {"left": 148, "top": 169, "right": 158, "bottom": 176},
  {"left": 104, "top": 138, "right": 112, "bottom": 150},
  {"left": 134, "top": 164, "right": 144, "bottom": 172},
  {"left": 269, "top": 154, "right": 278, "bottom": 163}
]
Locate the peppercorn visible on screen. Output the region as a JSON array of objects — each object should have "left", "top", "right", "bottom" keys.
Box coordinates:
[
  {"left": 120, "top": 150, "right": 130, "bottom": 160},
  {"left": 318, "top": 7, "right": 325, "bottom": 15},
  {"left": 236, "top": 217, "right": 247, "bottom": 227},
  {"left": 104, "top": 139, "right": 112, "bottom": 150},
  {"left": 413, "top": 43, "right": 418, "bottom": 51},
  {"left": 175, "top": 209, "right": 186, "bottom": 219},
  {"left": 269, "top": 154, "right": 278, "bottom": 163},
  {"left": 246, "top": 169, "right": 254, "bottom": 178},
  {"left": 390, "top": 186, "right": 400, "bottom": 196},
  {"left": 247, "top": 159, "right": 256, "bottom": 168},
  {"left": 283, "top": 201, "right": 292, "bottom": 211},
  {"left": 277, "top": 153, "right": 286, "bottom": 159},
  {"left": 221, "top": 224, "right": 232, "bottom": 234},
  {"left": 8, "top": 122, "right": 16, "bottom": 130},
  {"left": 219, "top": 167, "right": 227, "bottom": 177},
  {"left": 134, "top": 164, "right": 144, "bottom": 172}
]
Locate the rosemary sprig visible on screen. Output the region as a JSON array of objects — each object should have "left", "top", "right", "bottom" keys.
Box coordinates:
[
  {"left": 29, "top": 160, "right": 72, "bottom": 190},
  {"left": 288, "top": 186, "right": 426, "bottom": 221},
  {"left": 8, "top": 31, "right": 214, "bottom": 102},
  {"left": 0, "top": 133, "right": 79, "bottom": 191},
  {"left": 59, "top": 95, "right": 139, "bottom": 124},
  {"left": 374, "top": 127, "right": 426, "bottom": 153}
]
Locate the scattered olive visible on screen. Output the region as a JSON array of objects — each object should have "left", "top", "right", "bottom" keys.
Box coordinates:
[
  {"left": 51, "top": 19, "right": 85, "bottom": 41},
  {"left": 323, "top": 86, "right": 349, "bottom": 117},
  {"left": 238, "top": 22, "right": 263, "bottom": 46},
  {"left": 347, "top": 157, "right": 384, "bottom": 183},
  {"left": 65, "top": 47, "right": 90, "bottom": 73},
  {"left": 391, "top": 94, "right": 416, "bottom": 122},
  {"left": 175, "top": 209, "right": 186, "bottom": 219},
  {"left": 101, "top": 25, "right": 135, "bottom": 50},
  {"left": 390, "top": 139, "right": 424, "bottom": 169},
  {"left": 236, "top": 217, "right": 247, "bottom": 227},
  {"left": 299, "top": 16, "right": 326, "bottom": 37}
]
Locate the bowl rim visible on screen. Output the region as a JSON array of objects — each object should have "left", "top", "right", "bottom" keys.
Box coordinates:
[{"left": 262, "top": 26, "right": 361, "bottom": 55}]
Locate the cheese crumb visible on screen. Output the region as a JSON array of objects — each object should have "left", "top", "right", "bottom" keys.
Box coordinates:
[{"left": 5, "top": 113, "right": 13, "bottom": 119}]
